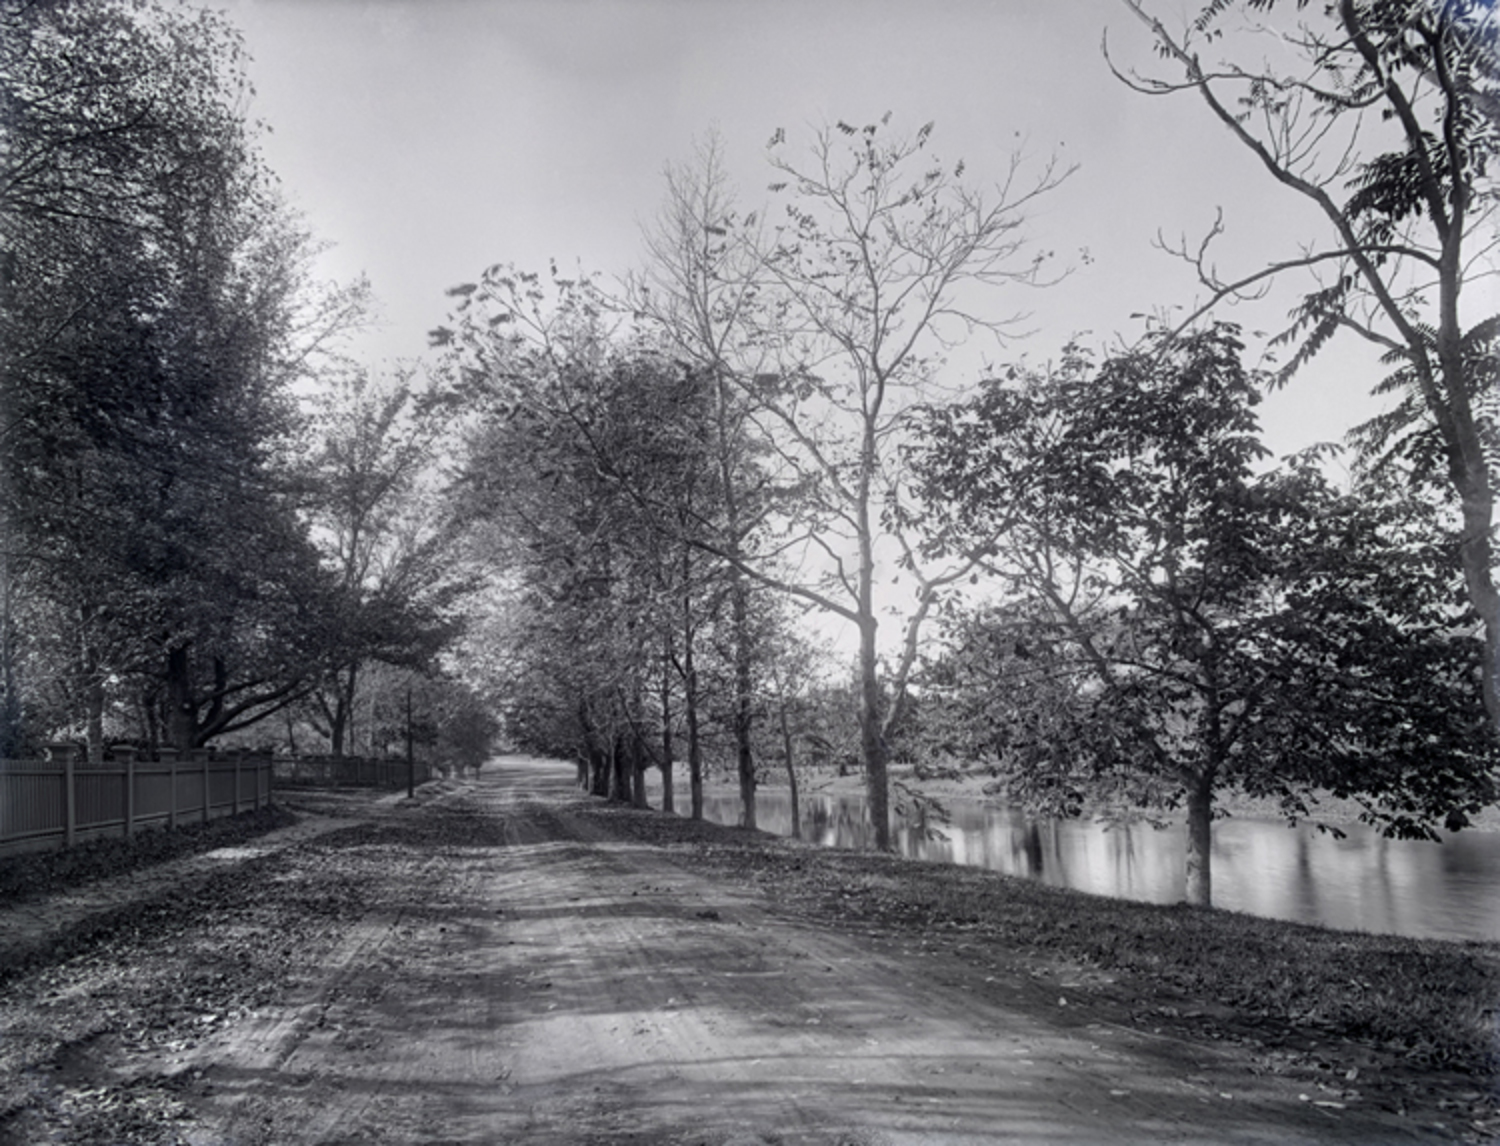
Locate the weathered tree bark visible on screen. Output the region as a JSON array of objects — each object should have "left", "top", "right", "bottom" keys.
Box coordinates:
[
  {"left": 590, "top": 746, "right": 608, "bottom": 797},
  {"left": 659, "top": 647, "right": 674, "bottom": 814},
  {"left": 140, "top": 689, "right": 161, "bottom": 759},
  {"left": 77, "top": 604, "right": 105, "bottom": 763},
  {"left": 0, "top": 553, "right": 20, "bottom": 756},
  {"left": 681, "top": 556, "right": 705, "bottom": 821},
  {"left": 1452, "top": 433, "right": 1500, "bottom": 728},
  {"left": 1183, "top": 770, "right": 1215, "bottom": 907},
  {"left": 855, "top": 446, "right": 890, "bottom": 850},
  {"left": 628, "top": 695, "right": 650, "bottom": 809},
  {"left": 858, "top": 620, "right": 890, "bottom": 852},
  {"left": 631, "top": 752, "right": 648, "bottom": 808},
  {"left": 731, "top": 573, "right": 756, "bottom": 829},
  {"left": 715, "top": 375, "right": 757, "bottom": 830},
  {"left": 165, "top": 644, "right": 197, "bottom": 753},
  {"left": 685, "top": 645, "right": 703, "bottom": 820},
  {"left": 778, "top": 692, "right": 800, "bottom": 839},
  {"left": 322, "top": 664, "right": 356, "bottom": 758},
  {"left": 609, "top": 734, "right": 628, "bottom": 802}
]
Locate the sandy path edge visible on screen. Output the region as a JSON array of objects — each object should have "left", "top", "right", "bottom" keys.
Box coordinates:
[{"left": 169, "top": 756, "right": 1448, "bottom": 1146}]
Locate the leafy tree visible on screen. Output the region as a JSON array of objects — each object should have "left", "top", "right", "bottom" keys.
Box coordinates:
[
  {"left": 628, "top": 135, "right": 775, "bottom": 825},
  {"left": 439, "top": 262, "right": 787, "bottom": 819},
  {"left": 0, "top": 0, "right": 369, "bottom": 754},
  {"left": 915, "top": 325, "right": 1496, "bottom": 905},
  {"left": 1113, "top": 0, "right": 1500, "bottom": 727},
  {"left": 631, "top": 118, "right": 1070, "bottom": 849},
  {"left": 440, "top": 283, "right": 680, "bottom": 803},
  {"left": 303, "top": 368, "right": 471, "bottom": 756}
]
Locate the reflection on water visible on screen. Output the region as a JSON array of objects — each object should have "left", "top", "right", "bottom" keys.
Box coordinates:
[{"left": 691, "top": 789, "right": 1500, "bottom": 943}]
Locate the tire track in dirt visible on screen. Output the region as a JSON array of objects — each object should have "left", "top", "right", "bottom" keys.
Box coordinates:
[{"left": 175, "top": 756, "right": 1446, "bottom": 1145}]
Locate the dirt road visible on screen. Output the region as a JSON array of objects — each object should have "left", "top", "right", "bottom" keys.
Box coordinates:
[{"left": 2, "top": 757, "right": 1457, "bottom": 1144}]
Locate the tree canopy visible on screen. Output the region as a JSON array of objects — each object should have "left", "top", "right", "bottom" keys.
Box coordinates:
[
  {"left": 1114, "top": 0, "right": 1500, "bottom": 728},
  {"left": 913, "top": 325, "right": 1496, "bottom": 904},
  {"left": 1, "top": 0, "right": 370, "bottom": 754}
]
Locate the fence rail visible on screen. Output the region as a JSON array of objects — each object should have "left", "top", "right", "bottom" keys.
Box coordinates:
[
  {"left": 1, "top": 747, "right": 434, "bottom": 858},
  {"left": 272, "top": 754, "right": 431, "bottom": 790},
  {"left": 0, "top": 747, "right": 273, "bottom": 857}
]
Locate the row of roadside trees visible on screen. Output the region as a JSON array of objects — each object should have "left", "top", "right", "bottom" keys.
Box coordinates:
[
  {"left": 434, "top": 0, "right": 1497, "bottom": 904},
  {"left": 0, "top": 0, "right": 485, "bottom": 765},
  {"left": 3, "top": 0, "right": 1493, "bottom": 905}
]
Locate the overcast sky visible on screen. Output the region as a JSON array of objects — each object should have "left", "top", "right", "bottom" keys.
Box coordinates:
[{"left": 218, "top": 0, "right": 1390, "bottom": 460}]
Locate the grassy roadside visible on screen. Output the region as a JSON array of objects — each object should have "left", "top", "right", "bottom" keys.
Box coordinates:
[
  {"left": 0, "top": 804, "right": 298, "bottom": 906},
  {"left": 0, "top": 783, "right": 438, "bottom": 908},
  {"left": 573, "top": 796, "right": 1500, "bottom": 1132}
]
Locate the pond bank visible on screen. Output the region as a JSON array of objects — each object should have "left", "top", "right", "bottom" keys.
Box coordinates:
[
  {"left": 606, "top": 780, "right": 1500, "bottom": 1140},
  {"left": 690, "top": 763, "right": 1500, "bottom": 833},
  {"left": 2, "top": 760, "right": 1495, "bottom": 1142}
]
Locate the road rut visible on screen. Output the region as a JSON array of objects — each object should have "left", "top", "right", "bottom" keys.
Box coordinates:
[{"left": 174, "top": 757, "right": 1440, "bottom": 1145}]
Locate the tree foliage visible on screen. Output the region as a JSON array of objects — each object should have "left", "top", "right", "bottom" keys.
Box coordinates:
[
  {"left": 0, "top": 0, "right": 368, "bottom": 754},
  {"left": 302, "top": 368, "right": 472, "bottom": 756},
  {"left": 914, "top": 325, "right": 1496, "bottom": 905},
  {"left": 1113, "top": 0, "right": 1500, "bottom": 727},
  {"left": 624, "top": 118, "right": 1070, "bottom": 848}
]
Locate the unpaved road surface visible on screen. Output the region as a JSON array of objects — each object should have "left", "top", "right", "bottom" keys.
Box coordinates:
[{"left": 1, "top": 757, "right": 1463, "bottom": 1144}]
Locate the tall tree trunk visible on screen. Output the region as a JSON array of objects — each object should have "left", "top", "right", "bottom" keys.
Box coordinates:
[
  {"left": 0, "top": 550, "right": 19, "bottom": 756},
  {"left": 141, "top": 689, "right": 160, "bottom": 759},
  {"left": 1457, "top": 472, "right": 1499, "bottom": 729},
  {"left": 631, "top": 736, "right": 649, "bottom": 808},
  {"left": 731, "top": 574, "right": 756, "bottom": 829},
  {"left": 715, "top": 374, "right": 756, "bottom": 830},
  {"left": 855, "top": 470, "right": 890, "bottom": 850},
  {"left": 345, "top": 663, "right": 358, "bottom": 756},
  {"left": 79, "top": 606, "right": 104, "bottom": 762},
  {"left": 329, "top": 696, "right": 348, "bottom": 757},
  {"left": 1184, "top": 769, "right": 1215, "bottom": 907},
  {"left": 85, "top": 677, "right": 105, "bottom": 763},
  {"left": 1432, "top": 218, "right": 1499, "bottom": 732},
  {"left": 778, "top": 692, "right": 800, "bottom": 839},
  {"left": 606, "top": 732, "right": 621, "bottom": 802},
  {"left": 685, "top": 646, "right": 703, "bottom": 820},
  {"left": 858, "top": 617, "right": 890, "bottom": 852},
  {"left": 328, "top": 662, "right": 360, "bottom": 757},
  {"left": 590, "top": 745, "right": 608, "bottom": 796},
  {"left": 165, "top": 643, "right": 198, "bottom": 752},
  {"left": 576, "top": 702, "right": 592, "bottom": 789},
  {"left": 681, "top": 562, "right": 705, "bottom": 821},
  {"left": 659, "top": 646, "right": 674, "bottom": 814}
]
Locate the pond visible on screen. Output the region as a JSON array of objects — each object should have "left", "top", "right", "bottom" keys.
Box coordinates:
[{"left": 686, "top": 787, "right": 1500, "bottom": 944}]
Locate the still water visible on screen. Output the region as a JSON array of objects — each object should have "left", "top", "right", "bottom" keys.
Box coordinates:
[{"left": 690, "top": 789, "right": 1500, "bottom": 944}]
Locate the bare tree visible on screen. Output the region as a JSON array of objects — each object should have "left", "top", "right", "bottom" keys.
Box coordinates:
[
  {"left": 1111, "top": 0, "right": 1500, "bottom": 727},
  {"left": 633, "top": 119, "right": 1070, "bottom": 848}
]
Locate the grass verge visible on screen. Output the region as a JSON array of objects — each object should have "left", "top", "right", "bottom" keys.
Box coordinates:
[
  {"left": 577, "top": 799, "right": 1500, "bottom": 1085},
  {"left": 0, "top": 803, "right": 298, "bottom": 906}
]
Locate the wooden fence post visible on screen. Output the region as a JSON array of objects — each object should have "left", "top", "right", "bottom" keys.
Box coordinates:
[
  {"left": 201, "top": 752, "right": 211, "bottom": 824},
  {"left": 47, "top": 743, "right": 78, "bottom": 848},
  {"left": 162, "top": 749, "right": 179, "bottom": 828},
  {"left": 123, "top": 749, "right": 136, "bottom": 838},
  {"left": 232, "top": 752, "right": 241, "bottom": 816}
]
